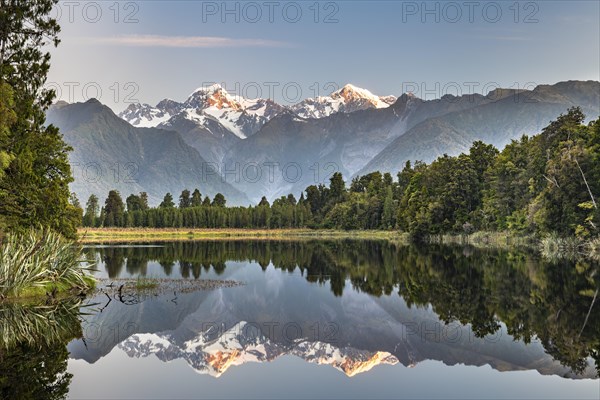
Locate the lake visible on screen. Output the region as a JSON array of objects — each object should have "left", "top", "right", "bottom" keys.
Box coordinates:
[{"left": 1, "top": 240, "right": 599, "bottom": 399}]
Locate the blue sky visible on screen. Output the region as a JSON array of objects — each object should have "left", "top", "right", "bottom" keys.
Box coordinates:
[{"left": 46, "top": 0, "right": 600, "bottom": 111}]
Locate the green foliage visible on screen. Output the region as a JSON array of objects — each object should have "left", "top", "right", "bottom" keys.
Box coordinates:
[
  {"left": 212, "top": 192, "right": 226, "bottom": 207},
  {"left": 191, "top": 189, "right": 202, "bottom": 207},
  {"left": 179, "top": 189, "right": 191, "bottom": 208},
  {"left": 0, "top": 297, "right": 83, "bottom": 349},
  {"left": 484, "top": 108, "right": 598, "bottom": 237},
  {"left": 104, "top": 190, "right": 125, "bottom": 227},
  {"left": 0, "top": 81, "right": 16, "bottom": 181},
  {"left": 135, "top": 276, "right": 159, "bottom": 290},
  {"left": 0, "top": 228, "right": 94, "bottom": 298},
  {"left": 0, "top": 0, "right": 79, "bottom": 238},
  {"left": 160, "top": 192, "right": 175, "bottom": 209}
]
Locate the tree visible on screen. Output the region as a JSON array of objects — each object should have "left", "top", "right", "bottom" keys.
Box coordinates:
[
  {"left": 126, "top": 194, "right": 143, "bottom": 212},
  {"left": 68, "top": 192, "right": 83, "bottom": 226},
  {"left": 83, "top": 112, "right": 600, "bottom": 237},
  {"left": 0, "top": 81, "right": 15, "bottom": 182},
  {"left": 97, "top": 207, "right": 105, "bottom": 228},
  {"left": 329, "top": 172, "right": 346, "bottom": 203},
  {"left": 139, "top": 192, "right": 149, "bottom": 210},
  {"left": 0, "top": 0, "right": 79, "bottom": 238},
  {"left": 191, "top": 189, "right": 202, "bottom": 207},
  {"left": 179, "top": 189, "right": 191, "bottom": 208},
  {"left": 382, "top": 186, "right": 395, "bottom": 229},
  {"left": 305, "top": 185, "right": 321, "bottom": 214},
  {"left": 258, "top": 196, "right": 270, "bottom": 207},
  {"left": 104, "top": 190, "right": 125, "bottom": 227},
  {"left": 83, "top": 194, "right": 99, "bottom": 227},
  {"left": 160, "top": 193, "right": 175, "bottom": 209},
  {"left": 212, "top": 193, "right": 226, "bottom": 207},
  {"left": 286, "top": 193, "right": 297, "bottom": 206},
  {"left": 531, "top": 111, "right": 599, "bottom": 236},
  {"left": 69, "top": 192, "right": 81, "bottom": 209}
]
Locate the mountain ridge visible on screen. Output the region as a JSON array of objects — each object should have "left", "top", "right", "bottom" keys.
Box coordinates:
[
  {"left": 46, "top": 98, "right": 250, "bottom": 206},
  {"left": 358, "top": 80, "right": 600, "bottom": 176},
  {"left": 49, "top": 80, "right": 600, "bottom": 203}
]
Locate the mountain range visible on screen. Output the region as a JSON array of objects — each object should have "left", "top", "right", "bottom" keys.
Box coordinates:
[
  {"left": 49, "top": 80, "right": 599, "bottom": 204},
  {"left": 118, "top": 323, "right": 399, "bottom": 378},
  {"left": 118, "top": 83, "right": 395, "bottom": 167},
  {"left": 46, "top": 99, "right": 249, "bottom": 206}
]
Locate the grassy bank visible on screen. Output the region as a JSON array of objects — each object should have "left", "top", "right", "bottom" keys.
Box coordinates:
[
  {"left": 78, "top": 227, "right": 407, "bottom": 243},
  {"left": 77, "top": 227, "right": 600, "bottom": 260},
  {"left": 0, "top": 229, "right": 95, "bottom": 301}
]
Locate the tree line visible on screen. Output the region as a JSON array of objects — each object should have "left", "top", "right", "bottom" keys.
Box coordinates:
[{"left": 81, "top": 108, "right": 599, "bottom": 239}]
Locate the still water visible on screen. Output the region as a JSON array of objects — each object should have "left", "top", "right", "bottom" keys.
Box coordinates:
[{"left": 1, "top": 240, "right": 599, "bottom": 399}]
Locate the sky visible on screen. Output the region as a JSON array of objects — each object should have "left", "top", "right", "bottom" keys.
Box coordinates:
[{"left": 45, "top": 0, "right": 600, "bottom": 112}]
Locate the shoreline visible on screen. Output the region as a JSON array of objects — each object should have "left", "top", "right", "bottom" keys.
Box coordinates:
[
  {"left": 76, "top": 228, "right": 599, "bottom": 261},
  {"left": 78, "top": 228, "right": 407, "bottom": 243}
]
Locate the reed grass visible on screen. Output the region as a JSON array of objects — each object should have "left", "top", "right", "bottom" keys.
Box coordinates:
[
  {"left": 135, "top": 275, "right": 159, "bottom": 290},
  {"left": 0, "top": 298, "right": 84, "bottom": 349},
  {"left": 0, "top": 229, "right": 95, "bottom": 299},
  {"left": 540, "top": 233, "right": 586, "bottom": 261}
]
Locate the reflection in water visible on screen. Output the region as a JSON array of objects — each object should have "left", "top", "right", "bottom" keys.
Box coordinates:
[
  {"left": 0, "top": 299, "right": 85, "bottom": 399},
  {"left": 80, "top": 240, "right": 600, "bottom": 378},
  {"left": 1, "top": 240, "right": 599, "bottom": 399}
]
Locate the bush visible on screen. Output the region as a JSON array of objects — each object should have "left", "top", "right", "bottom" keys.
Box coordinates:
[{"left": 0, "top": 229, "right": 95, "bottom": 299}]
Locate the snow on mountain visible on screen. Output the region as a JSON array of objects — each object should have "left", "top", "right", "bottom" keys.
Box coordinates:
[
  {"left": 119, "top": 102, "right": 181, "bottom": 128},
  {"left": 119, "top": 84, "right": 286, "bottom": 139},
  {"left": 119, "top": 83, "right": 397, "bottom": 136},
  {"left": 118, "top": 321, "right": 398, "bottom": 378},
  {"left": 291, "top": 84, "right": 397, "bottom": 119}
]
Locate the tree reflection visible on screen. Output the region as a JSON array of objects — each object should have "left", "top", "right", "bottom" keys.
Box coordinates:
[
  {"left": 0, "top": 299, "right": 85, "bottom": 399},
  {"left": 91, "top": 240, "right": 600, "bottom": 376}
]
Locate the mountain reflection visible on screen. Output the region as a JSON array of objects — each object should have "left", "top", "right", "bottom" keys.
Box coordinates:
[{"left": 77, "top": 240, "right": 600, "bottom": 379}]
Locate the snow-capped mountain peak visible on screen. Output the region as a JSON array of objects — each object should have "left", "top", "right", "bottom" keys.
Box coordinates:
[
  {"left": 291, "top": 83, "right": 396, "bottom": 119},
  {"left": 118, "top": 322, "right": 399, "bottom": 378},
  {"left": 119, "top": 84, "right": 286, "bottom": 140},
  {"left": 190, "top": 83, "right": 223, "bottom": 96},
  {"left": 119, "top": 102, "right": 180, "bottom": 128},
  {"left": 119, "top": 82, "right": 399, "bottom": 131},
  {"left": 185, "top": 84, "right": 243, "bottom": 111},
  {"left": 331, "top": 84, "right": 390, "bottom": 106}
]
